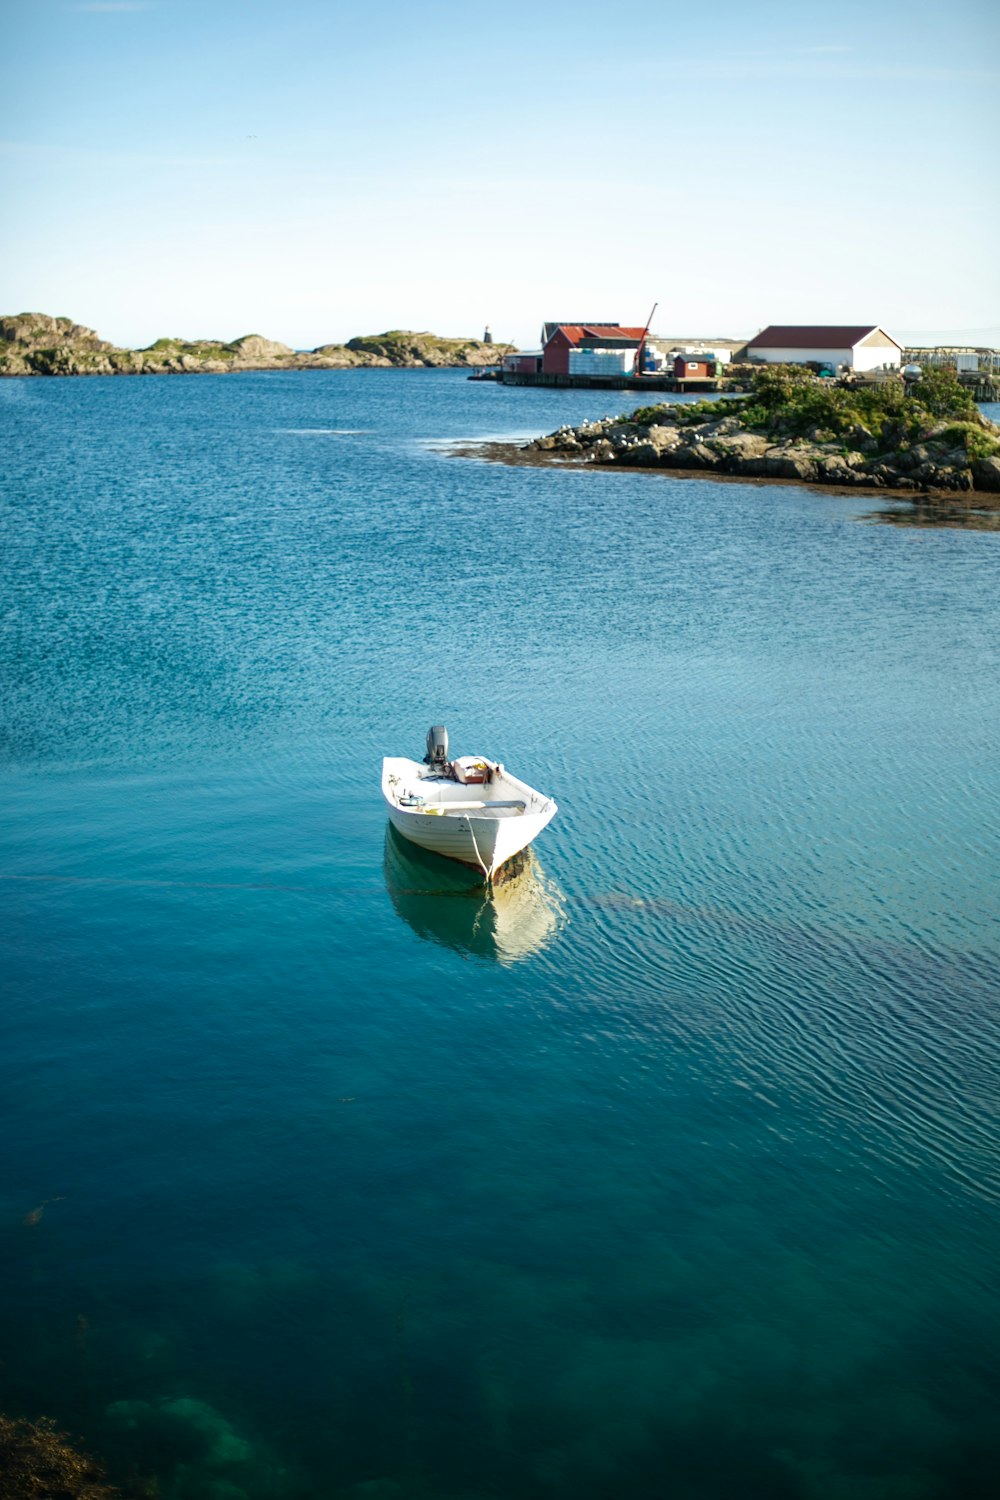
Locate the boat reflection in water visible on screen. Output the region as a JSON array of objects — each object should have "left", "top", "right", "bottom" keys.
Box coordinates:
[{"left": 383, "top": 824, "right": 565, "bottom": 965}]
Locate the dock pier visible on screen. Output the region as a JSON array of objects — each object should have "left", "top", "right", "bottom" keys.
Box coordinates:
[{"left": 498, "top": 372, "right": 722, "bottom": 394}]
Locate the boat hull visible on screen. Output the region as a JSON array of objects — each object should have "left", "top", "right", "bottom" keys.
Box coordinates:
[
  {"left": 386, "top": 803, "right": 554, "bottom": 872},
  {"left": 382, "top": 756, "right": 557, "bottom": 880}
]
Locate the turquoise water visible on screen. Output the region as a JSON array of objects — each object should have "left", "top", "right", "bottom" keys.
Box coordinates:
[{"left": 2, "top": 370, "right": 998, "bottom": 1499}]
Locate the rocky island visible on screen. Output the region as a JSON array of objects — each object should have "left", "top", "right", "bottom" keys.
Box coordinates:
[
  {"left": 526, "top": 364, "right": 1000, "bottom": 499},
  {"left": 0, "top": 313, "right": 502, "bottom": 377}
]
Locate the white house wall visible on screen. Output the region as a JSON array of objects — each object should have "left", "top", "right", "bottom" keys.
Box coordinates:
[
  {"left": 853, "top": 342, "right": 901, "bottom": 371},
  {"left": 748, "top": 346, "right": 854, "bottom": 367},
  {"left": 748, "top": 343, "right": 902, "bottom": 371}
]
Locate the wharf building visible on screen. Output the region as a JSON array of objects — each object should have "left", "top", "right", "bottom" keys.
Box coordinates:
[
  {"left": 740, "top": 325, "right": 902, "bottom": 372},
  {"left": 500, "top": 322, "right": 740, "bottom": 388},
  {"left": 496, "top": 321, "right": 915, "bottom": 390}
]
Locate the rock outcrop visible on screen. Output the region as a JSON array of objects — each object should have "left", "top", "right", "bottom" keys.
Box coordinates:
[
  {"left": 0, "top": 313, "right": 503, "bottom": 376},
  {"left": 527, "top": 397, "right": 1000, "bottom": 499},
  {"left": 345, "top": 331, "right": 498, "bottom": 367}
]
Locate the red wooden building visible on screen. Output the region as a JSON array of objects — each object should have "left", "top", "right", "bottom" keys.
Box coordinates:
[
  {"left": 672, "top": 354, "right": 717, "bottom": 380},
  {"left": 541, "top": 323, "right": 648, "bottom": 376},
  {"left": 502, "top": 351, "right": 543, "bottom": 376}
]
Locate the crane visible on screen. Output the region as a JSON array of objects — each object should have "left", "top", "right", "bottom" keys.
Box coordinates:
[{"left": 633, "top": 301, "right": 659, "bottom": 377}]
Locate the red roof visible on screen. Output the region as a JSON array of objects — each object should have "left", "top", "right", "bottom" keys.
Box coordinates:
[
  {"left": 548, "top": 324, "right": 649, "bottom": 345},
  {"left": 748, "top": 324, "right": 900, "bottom": 350}
]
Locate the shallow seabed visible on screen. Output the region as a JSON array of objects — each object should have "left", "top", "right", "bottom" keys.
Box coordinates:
[{"left": 2, "top": 371, "right": 998, "bottom": 1499}]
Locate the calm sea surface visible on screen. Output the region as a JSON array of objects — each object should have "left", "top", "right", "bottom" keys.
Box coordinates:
[{"left": 2, "top": 371, "right": 998, "bottom": 1499}]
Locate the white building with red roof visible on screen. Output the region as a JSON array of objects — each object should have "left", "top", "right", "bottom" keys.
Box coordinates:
[{"left": 744, "top": 325, "right": 902, "bottom": 372}]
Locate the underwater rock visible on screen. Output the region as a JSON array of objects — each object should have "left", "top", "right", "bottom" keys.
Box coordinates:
[{"left": 104, "top": 1396, "right": 276, "bottom": 1498}]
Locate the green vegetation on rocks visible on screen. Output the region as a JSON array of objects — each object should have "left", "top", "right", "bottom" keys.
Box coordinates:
[
  {"left": 0, "top": 313, "right": 502, "bottom": 377},
  {"left": 734, "top": 362, "right": 978, "bottom": 437},
  {"left": 529, "top": 365, "right": 1000, "bottom": 499},
  {"left": 345, "top": 329, "right": 511, "bottom": 367}
]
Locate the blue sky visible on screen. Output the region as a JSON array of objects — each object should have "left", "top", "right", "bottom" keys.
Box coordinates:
[{"left": 1, "top": 0, "right": 998, "bottom": 347}]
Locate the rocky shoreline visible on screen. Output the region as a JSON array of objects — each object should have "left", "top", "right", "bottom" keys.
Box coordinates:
[
  {"left": 0, "top": 314, "right": 502, "bottom": 377},
  {"left": 524, "top": 388, "right": 1000, "bottom": 501}
]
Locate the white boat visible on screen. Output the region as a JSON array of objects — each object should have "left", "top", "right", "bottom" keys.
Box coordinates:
[{"left": 382, "top": 726, "right": 557, "bottom": 883}]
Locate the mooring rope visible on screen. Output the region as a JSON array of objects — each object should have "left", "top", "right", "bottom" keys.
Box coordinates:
[{"left": 466, "top": 818, "right": 493, "bottom": 886}]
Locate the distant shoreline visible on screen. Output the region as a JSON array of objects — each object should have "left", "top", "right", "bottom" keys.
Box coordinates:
[
  {"left": 0, "top": 313, "right": 504, "bottom": 377},
  {"left": 0, "top": 364, "right": 485, "bottom": 379}
]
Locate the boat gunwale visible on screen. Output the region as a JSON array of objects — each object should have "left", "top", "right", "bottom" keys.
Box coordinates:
[{"left": 381, "top": 756, "right": 556, "bottom": 824}]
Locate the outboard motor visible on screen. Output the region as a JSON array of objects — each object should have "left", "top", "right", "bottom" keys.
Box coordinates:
[{"left": 425, "top": 725, "right": 449, "bottom": 769}]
